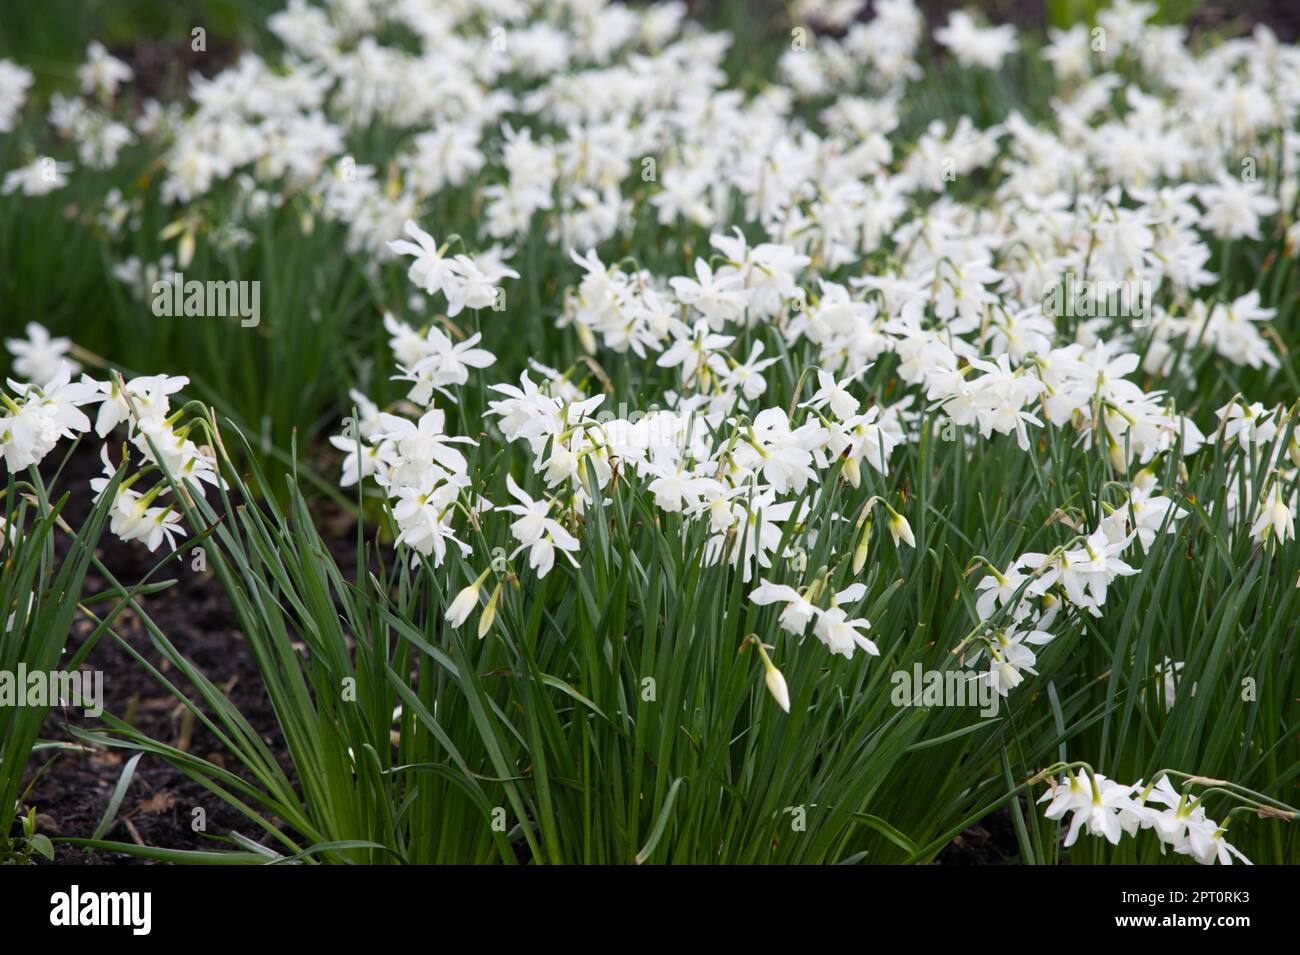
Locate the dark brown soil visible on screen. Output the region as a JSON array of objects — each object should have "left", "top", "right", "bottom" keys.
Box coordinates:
[
  {"left": 117, "top": 34, "right": 242, "bottom": 104},
  {"left": 935, "top": 807, "right": 1021, "bottom": 865}
]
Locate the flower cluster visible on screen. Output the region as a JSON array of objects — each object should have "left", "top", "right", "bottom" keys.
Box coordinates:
[
  {"left": 1036, "top": 765, "right": 1295, "bottom": 865},
  {"left": 2, "top": 328, "right": 219, "bottom": 553}
]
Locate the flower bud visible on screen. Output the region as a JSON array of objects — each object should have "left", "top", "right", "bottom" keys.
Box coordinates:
[
  {"left": 842, "top": 455, "right": 861, "bottom": 488},
  {"left": 446, "top": 567, "right": 492, "bottom": 628},
  {"left": 764, "top": 663, "right": 791, "bottom": 714},
  {"left": 751, "top": 639, "right": 791, "bottom": 714},
  {"left": 478, "top": 582, "right": 502, "bottom": 639},
  {"left": 852, "top": 515, "right": 873, "bottom": 574},
  {"left": 446, "top": 583, "right": 480, "bottom": 628},
  {"left": 887, "top": 509, "right": 915, "bottom": 549}
]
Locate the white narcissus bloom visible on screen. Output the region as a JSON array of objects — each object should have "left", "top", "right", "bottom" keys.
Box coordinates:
[
  {"left": 656, "top": 320, "right": 733, "bottom": 381},
  {"left": 384, "top": 312, "right": 434, "bottom": 370},
  {"left": 722, "top": 342, "right": 780, "bottom": 402},
  {"left": 1039, "top": 771, "right": 1149, "bottom": 847},
  {"left": 1151, "top": 657, "right": 1194, "bottom": 712},
  {"left": 541, "top": 441, "right": 579, "bottom": 488},
  {"left": 982, "top": 626, "right": 1047, "bottom": 697},
  {"left": 376, "top": 409, "right": 476, "bottom": 487},
  {"left": 822, "top": 407, "right": 898, "bottom": 480},
  {"left": 669, "top": 258, "right": 747, "bottom": 330},
  {"left": 811, "top": 606, "right": 877, "bottom": 659},
  {"left": 135, "top": 502, "right": 184, "bottom": 552},
  {"left": 0, "top": 59, "right": 33, "bottom": 132},
  {"left": 1180, "top": 816, "right": 1252, "bottom": 866},
  {"left": 131, "top": 418, "right": 222, "bottom": 496},
  {"left": 1, "top": 363, "right": 99, "bottom": 472},
  {"left": 1042, "top": 24, "right": 1093, "bottom": 81},
  {"left": 78, "top": 41, "right": 132, "bottom": 99},
  {"left": 1060, "top": 528, "right": 1138, "bottom": 610},
  {"left": 1250, "top": 482, "right": 1295, "bottom": 545},
  {"left": 443, "top": 253, "right": 519, "bottom": 317},
  {"left": 749, "top": 579, "right": 817, "bottom": 635},
  {"left": 964, "top": 355, "right": 1045, "bottom": 450},
  {"left": 1100, "top": 481, "right": 1187, "bottom": 553},
  {"left": 445, "top": 588, "right": 476, "bottom": 628},
  {"left": 486, "top": 372, "right": 559, "bottom": 446},
  {"left": 1197, "top": 172, "right": 1279, "bottom": 241},
  {"left": 86, "top": 373, "right": 188, "bottom": 437},
  {"left": 3, "top": 157, "right": 73, "bottom": 196},
  {"left": 935, "top": 12, "right": 1018, "bottom": 71},
  {"left": 329, "top": 432, "right": 395, "bottom": 487},
  {"left": 1142, "top": 776, "right": 1197, "bottom": 846},
  {"left": 387, "top": 220, "right": 455, "bottom": 298},
  {"left": 643, "top": 463, "right": 723, "bottom": 515},
  {"left": 1215, "top": 399, "right": 1279, "bottom": 451},
  {"left": 402, "top": 327, "right": 497, "bottom": 404},
  {"left": 5, "top": 323, "right": 79, "bottom": 386},
  {"left": 91, "top": 475, "right": 184, "bottom": 554},
  {"left": 974, "top": 562, "right": 1032, "bottom": 621},
  {"left": 390, "top": 481, "right": 469, "bottom": 566},
  {"left": 740, "top": 408, "right": 822, "bottom": 495},
  {"left": 1038, "top": 770, "right": 1092, "bottom": 832},
  {"left": 703, "top": 492, "right": 801, "bottom": 582},
  {"left": 500, "top": 474, "right": 580, "bottom": 579},
  {"left": 1145, "top": 780, "right": 1253, "bottom": 864},
  {"left": 1203, "top": 292, "right": 1279, "bottom": 369},
  {"left": 801, "top": 369, "right": 860, "bottom": 420}
]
